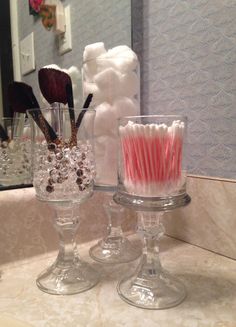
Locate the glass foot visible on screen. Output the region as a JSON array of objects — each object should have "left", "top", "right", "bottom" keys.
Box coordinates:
[
  {"left": 117, "top": 270, "right": 186, "bottom": 310},
  {"left": 89, "top": 237, "right": 141, "bottom": 264},
  {"left": 36, "top": 261, "right": 99, "bottom": 295}
]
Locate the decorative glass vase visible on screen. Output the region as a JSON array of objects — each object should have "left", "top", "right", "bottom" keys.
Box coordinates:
[
  {"left": 114, "top": 115, "right": 191, "bottom": 309},
  {"left": 83, "top": 52, "right": 141, "bottom": 264},
  {"left": 28, "top": 107, "right": 99, "bottom": 295}
]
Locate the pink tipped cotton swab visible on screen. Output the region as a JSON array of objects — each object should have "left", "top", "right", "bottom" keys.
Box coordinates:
[{"left": 120, "top": 120, "right": 185, "bottom": 196}]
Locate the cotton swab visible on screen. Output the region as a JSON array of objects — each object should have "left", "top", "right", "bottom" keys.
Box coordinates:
[{"left": 120, "top": 120, "right": 185, "bottom": 196}]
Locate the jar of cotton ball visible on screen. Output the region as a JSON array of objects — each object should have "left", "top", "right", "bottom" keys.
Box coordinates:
[{"left": 82, "top": 42, "right": 140, "bottom": 187}]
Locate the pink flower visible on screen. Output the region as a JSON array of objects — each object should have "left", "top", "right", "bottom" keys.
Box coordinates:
[{"left": 29, "top": 0, "right": 44, "bottom": 13}]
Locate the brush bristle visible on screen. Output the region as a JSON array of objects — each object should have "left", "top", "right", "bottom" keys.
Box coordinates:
[
  {"left": 38, "top": 68, "right": 71, "bottom": 105},
  {"left": 8, "top": 82, "right": 39, "bottom": 113}
]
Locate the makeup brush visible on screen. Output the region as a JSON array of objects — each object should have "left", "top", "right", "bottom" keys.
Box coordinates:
[
  {"left": 8, "top": 82, "right": 58, "bottom": 144},
  {"left": 75, "top": 93, "right": 93, "bottom": 131},
  {"left": 66, "top": 83, "right": 77, "bottom": 145},
  {"left": 0, "top": 124, "right": 9, "bottom": 143},
  {"left": 8, "top": 83, "right": 26, "bottom": 140},
  {"left": 38, "top": 67, "right": 69, "bottom": 105},
  {"left": 38, "top": 67, "right": 76, "bottom": 143}
]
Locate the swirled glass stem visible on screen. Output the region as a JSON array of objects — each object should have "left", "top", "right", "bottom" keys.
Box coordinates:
[
  {"left": 117, "top": 211, "right": 186, "bottom": 309},
  {"left": 54, "top": 204, "right": 80, "bottom": 268}
]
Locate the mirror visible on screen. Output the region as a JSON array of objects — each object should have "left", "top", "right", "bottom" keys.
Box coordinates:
[{"left": 0, "top": 0, "right": 136, "bottom": 190}]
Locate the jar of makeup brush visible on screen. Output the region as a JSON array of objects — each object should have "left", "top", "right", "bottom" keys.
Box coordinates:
[
  {"left": 0, "top": 117, "right": 32, "bottom": 187},
  {"left": 82, "top": 43, "right": 140, "bottom": 187}
]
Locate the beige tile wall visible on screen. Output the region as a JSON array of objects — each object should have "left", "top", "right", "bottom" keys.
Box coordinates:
[
  {"left": 164, "top": 176, "right": 236, "bottom": 260},
  {"left": 0, "top": 175, "right": 235, "bottom": 264},
  {"left": 0, "top": 188, "right": 136, "bottom": 264}
]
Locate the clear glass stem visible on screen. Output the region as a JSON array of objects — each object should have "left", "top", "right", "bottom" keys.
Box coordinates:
[
  {"left": 103, "top": 197, "right": 125, "bottom": 247},
  {"left": 137, "top": 211, "right": 164, "bottom": 276},
  {"left": 36, "top": 202, "right": 99, "bottom": 295},
  {"left": 117, "top": 210, "right": 186, "bottom": 309},
  {"left": 89, "top": 194, "right": 141, "bottom": 264},
  {"left": 54, "top": 204, "right": 80, "bottom": 268}
]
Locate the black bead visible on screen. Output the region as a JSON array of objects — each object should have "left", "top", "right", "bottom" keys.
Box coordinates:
[
  {"left": 76, "top": 169, "right": 83, "bottom": 177},
  {"left": 46, "top": 185, "right": 54, "bottom": 193},
  {"left": 76, "top": 177, "right": 83, "bottom": 185}
]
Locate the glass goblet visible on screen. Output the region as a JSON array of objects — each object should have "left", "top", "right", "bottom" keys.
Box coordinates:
[
  {"left": 0, "top": 117, "right": 31, "bottom": 187},
  {"left": 114, "top": 115, "right": 191, "bottom": 309},
  {"left": 89, "top": 188, "right": 140, "bottom": 264},
  {"left": 28, "top": 107, "right": 99, "bottom": 295},
  {"left": 83, "top": 54, "right": 141, "bottom": 264}
]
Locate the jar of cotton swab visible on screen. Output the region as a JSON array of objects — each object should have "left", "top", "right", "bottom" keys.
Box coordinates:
[
  {"left": 82, "top": 42, "right": 140, "bottom": 187},
  {"left": 114, "top": 115, "right": 191, "bottom": 211},
  {"left": 113, "top": 115, "right": 191, "bottom": 310}
]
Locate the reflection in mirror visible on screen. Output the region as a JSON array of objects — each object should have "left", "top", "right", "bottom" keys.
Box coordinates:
[
  {"left": 0, "top": 117, "right": 31, "bottom": 189},
  {"left": 0, "top": 0, "right": 134, "bottom": 190}
]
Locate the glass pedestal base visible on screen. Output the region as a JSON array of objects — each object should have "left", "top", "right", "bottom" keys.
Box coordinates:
[
  {"left": 117, "top": 269, "right": 186, "bottom": 309},
  {"left": 36, "top": 260, "right": 99, "bottom": 295},
  {"left": 89, "top": 192, "right": 141, "bottom": 264},
  {"left": 89, "top": 237, "right": 140, "bottom": 264}
]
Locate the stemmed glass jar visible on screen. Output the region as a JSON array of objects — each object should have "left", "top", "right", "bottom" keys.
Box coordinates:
[
  {"left": 83, "top": 48, "right": 141, "bottom": 264},
  {"left": 28, "top": 107, "right": 99, "bottom": 295},
  {"left": 114, "top": 115, "right": 191, "bottom": 309}
]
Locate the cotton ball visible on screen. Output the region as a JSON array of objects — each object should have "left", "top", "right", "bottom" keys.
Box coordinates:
[
  {"left": 83, "top": 61, "right": 97, "bottom": 82},
  {"left": 72, "top": 83, "right": 81, "bottom": 107},
  {"left": 43, "top": 64, "right": 61, "bottom": 70},
  {"left": 120, "top": 72, "right": 139, "bottom": 98},
  {"left": 95, "top": 135, "right": 107, "bottom": 154},
  {"left": 83, "top": 42, "right": 107, "bottom": 62},
  {"left": 83, "top": 81, "right": 98, "bottom": 97},
  {"left": 94, "top": 67, "right": 122, "bottom": 102},
  {"left": 83, "top": 82, "right": 104, "bottom": 105},
  {"left": 96, "top": 56, "right": 117, "bottom": 73},
  {"left": 111, "top": 97, "right": 139, "bottom": 119},
  {"left": 66, "top": 66, "right": 81, "bottom": 107},
  {"left": 94, "top": 135, "right": 118, "bottom": 186},
  {"left": 67, "top": 65, "right": 80, "bottom": 77},
  {"left": 94, "top": 67, "right": 121, "bottom": 90},
  {"left": 83, "top": 81, "right": 98, "bottom": 95},
  {"left": 94, "top": 102, "right": 117, "bottom": 136},
  {"left": 114, "top": 54, "right": 138, "bottom": 73},
  {"left": 106, "top": 46, "right": 139, "bottom": 72},
  {"left": 106, "top": 45, "right": 133, "bottom": 57},
  {"left": 78, "top": 109, "right": 95, "bottom": 137}
]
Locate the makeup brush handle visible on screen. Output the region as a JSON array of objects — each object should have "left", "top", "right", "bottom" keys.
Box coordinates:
[
  {"left": 66, "top": 84, "right": 77, "bottom": 146},
  {"left": 66, "top": 84, "right": 75, "bottom": 116},
  {"left": 75, "top": 93, "right": 93, "bottom": 130},
  {"left": 75, "top": 110, "right": 86, "bottom": 130},
  {"left": 0, "top": 124, "right": 9, "bottom": 142},
  {"left": 29, "top": 109, "right": 58, "bottom": 144}
]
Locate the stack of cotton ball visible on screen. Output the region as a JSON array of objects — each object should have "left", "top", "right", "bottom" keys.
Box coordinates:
[{"left": 83, "top": 42, "right": 140, "bottom": 186}]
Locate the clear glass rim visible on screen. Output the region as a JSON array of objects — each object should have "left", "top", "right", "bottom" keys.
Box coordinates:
[
  {"left": 118, "top": 114, "right": 187, "bottom": 122},
  {"left": 82, "top": 56, "right": 138, "bottom": 65},
  {"left": 27, "top": 107, "right": 95, "bottom": 114}
]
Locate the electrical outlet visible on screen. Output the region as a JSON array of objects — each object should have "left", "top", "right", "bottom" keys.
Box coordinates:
[
  {"left": 58, "top": 6, "right": 72, "bottom": 55},
  {"left": 20, "top": 32, "right": 35, "bottom": 76}
]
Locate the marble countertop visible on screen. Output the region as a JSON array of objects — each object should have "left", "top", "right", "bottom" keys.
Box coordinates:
[{"left": 0, "top": 236, "right": 236, "bottom": 327}]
